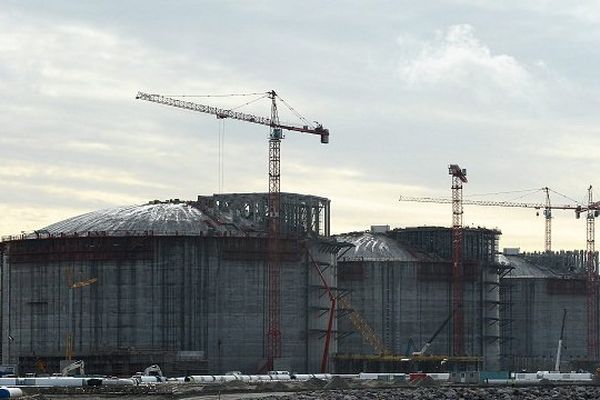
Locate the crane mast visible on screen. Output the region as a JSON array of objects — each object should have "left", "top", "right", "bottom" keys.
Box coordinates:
[
  {"left": 587, "top": 186, "right": 598, "bottom": 359},
  {"left": 267, "top": 91, "right": 282, "bottom": 364},
  {"left": 544, "top": 187, "right": 552, "bottom": 252},
  {"left": 449, "top": 164, "right": 467, "bottom": 356},
  {"left": 137, "top": 90, "right": 329, "bottom": 371}
]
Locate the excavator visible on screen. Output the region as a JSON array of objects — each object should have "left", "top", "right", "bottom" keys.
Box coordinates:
[
  {"left": 412, "top": 306, "right": 459, "bottom": 357},
  {"left": 61, "top": 360, "right": 85, "bottom": 376},
  {"left": 143, "top": 364, "right": 163, "bottom": 378}
]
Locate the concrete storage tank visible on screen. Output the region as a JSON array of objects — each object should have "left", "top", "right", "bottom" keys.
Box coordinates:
[
  {"left": 0, "top": 193, "right": 342, "bottom": 376},
  {"left": 499, "top": 250, "right": 599, "bottom": 371},
  {"left": 334, "top": 226, "right": 503, "bottom": 372}
]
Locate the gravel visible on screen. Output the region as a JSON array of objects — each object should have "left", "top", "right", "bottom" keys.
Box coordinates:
[
  {"left": 16, "top": 381, "right": 600, "bottom": 400},
  {"left": 261, "top": 385, "right": 600, "bottom": 400}
]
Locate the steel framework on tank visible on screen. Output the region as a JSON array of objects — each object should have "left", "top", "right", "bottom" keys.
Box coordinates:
[{"left": 197, "top": 192, "right": 331, "bottom": 237}]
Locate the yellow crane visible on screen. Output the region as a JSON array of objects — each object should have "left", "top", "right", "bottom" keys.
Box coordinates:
[
  {"left": 308, "top": 252, "right": 389, "bottom": 371},
  {"left": 336, "top": 296, "right": 389, "bottom": 355},
  {"left": 65, "top": 270, "right": 97, "bottom": 361}
]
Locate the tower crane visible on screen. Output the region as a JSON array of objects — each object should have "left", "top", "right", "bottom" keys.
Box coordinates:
[
  {"left": 586, "top": 186, "right": 599, "bottom": 359},
  {"left": 136, "top": 91, "right": 329, "bottom": 370},
  {"left": 399, "top": 186, "right": 600, "bottom": 359},
  {"left": 449, "top": 164, "right": 467, "bottom": 356},
  {"left": 399, "top": 188, "right": 580, "bottom": 252}
]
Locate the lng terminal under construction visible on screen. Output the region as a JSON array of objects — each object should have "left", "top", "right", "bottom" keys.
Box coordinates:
[{"left": 1, "top": 91, "right": 600, "bottom": 399}]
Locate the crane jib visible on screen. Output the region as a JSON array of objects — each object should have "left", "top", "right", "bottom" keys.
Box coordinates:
[
  {"left": 136, "top": 91, "right": 330, "bottom": 144},
  {"left": 137, "top": 92, "right": 271, "bottom": 125}
]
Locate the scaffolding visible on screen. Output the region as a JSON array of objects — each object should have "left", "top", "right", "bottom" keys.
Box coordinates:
[
  {"left": 335, "top": 227, "right": 501, "bottom": 371},
  {"left": 391, "top": 227, "right": 499, "bottom": 263},
  {"left": 391, "top": 227, "right": 501, "bottom": 367}
]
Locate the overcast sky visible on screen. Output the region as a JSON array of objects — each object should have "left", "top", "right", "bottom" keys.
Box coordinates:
[{"left": 2, "top": 1, "right": 600, "bottom": 251}]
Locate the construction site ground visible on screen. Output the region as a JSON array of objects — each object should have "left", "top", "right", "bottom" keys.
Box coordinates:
[{"left": 13, "top": 378, "right": 600, "bottom": 399}]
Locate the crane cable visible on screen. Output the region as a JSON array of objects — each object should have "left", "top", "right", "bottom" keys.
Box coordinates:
[
  {"left": 468, "top": 188, "right": 542, "bottom": 198},
  {"left": 168, "top": 91, "right": 317, "bottom": 128},
  {"left": 276, "top": 94, "right": 315, "bottom": 128},
  {"left": 548, "top": 188, "right": 581, "bottom": 205},
  {"left": 467, "top": 188, "right": 544, "bottom": 204},
  {"left": 467, "top": 187, "right": 583, "bottom": 209},
  {"left": 228, "top": 94, "right": 270, "bottom": 112},
  {"left": 506, "top": 189, "right": 546, "bottom": 203}
]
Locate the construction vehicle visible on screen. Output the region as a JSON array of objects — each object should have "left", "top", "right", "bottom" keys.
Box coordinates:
[
  {"left": 413, "top": 307, "right": 458, "bottom": 356},
  {"left": 61, "top": 360, "right": 85, "bottom": 376},
  {"left": 131, "top": 364, "right": 166, "bottom": 383},
  {"left": 137, "top": 91, "right": 329, "bottom": 370},
  {"left": 554, "top": 309, "right": 567, "bottom": 372},
  {"left": 143, "top": 364, "right": 163, "bottom": 378}
]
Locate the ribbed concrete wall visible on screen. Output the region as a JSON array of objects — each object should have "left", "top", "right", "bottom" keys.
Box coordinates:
[
  {"left": 482, "top": 262, "right": 500, "bottom": 371},
  {"left": 1, "top": 235, "right": 336, "bottom": 375},
  {"left": 500, "top": 277, "right": 590, "bottom": 371},
  {"left": 335, "top": 229, "right": 501, "bottom": 371},
  {"left": 337, "top": 260, "right": 486, "bottom": 357}
]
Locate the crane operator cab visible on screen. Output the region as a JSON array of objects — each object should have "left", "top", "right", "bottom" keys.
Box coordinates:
[{"left": 271, "top": 128, "right": 283, "bottom": 140}]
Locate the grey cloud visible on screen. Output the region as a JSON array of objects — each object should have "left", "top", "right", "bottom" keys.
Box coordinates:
[{"left": 1, "top": 1, "right": 599, "bottom": 250}]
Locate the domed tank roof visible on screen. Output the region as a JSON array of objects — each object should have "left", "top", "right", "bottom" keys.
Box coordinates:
[
  {"left": 40, "top": 202, "right": 216, "bottom": 236},
  {"left": 4, "top": 192, "right": 330, "bottom": 242},
  {"left": 336, "top": 232, "right": 418, "bottom": 262}
]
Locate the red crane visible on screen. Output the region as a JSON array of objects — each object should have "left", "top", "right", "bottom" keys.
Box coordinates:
[
  {"left": 399, "top": 186, "right": 600, "bottom": 359},
  {"left": 136, "top": 91, "right": 329, "bottom": 370},
  {"left": 448, "top": 164, "right": 467, "bottom": 356}
]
